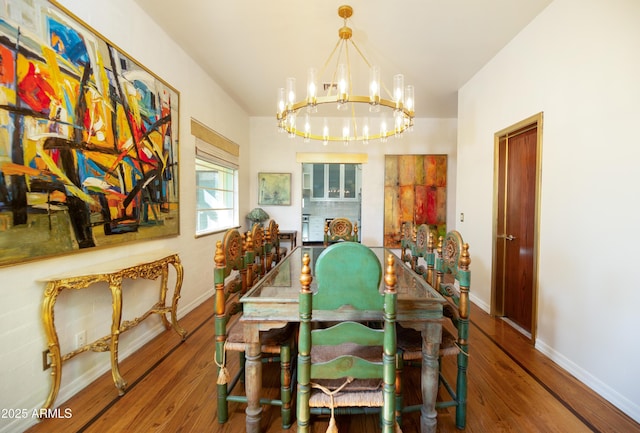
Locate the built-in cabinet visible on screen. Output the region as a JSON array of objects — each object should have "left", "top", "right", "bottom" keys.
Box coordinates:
[
  {"left": 301, "top": 163, "right": 361, "bottom": 243},
  {"left": 303, "top": 163, "right": 360, "bottom": 201},
  {"left": 310, "top": 163, "right": 358, "bottom": 200}
]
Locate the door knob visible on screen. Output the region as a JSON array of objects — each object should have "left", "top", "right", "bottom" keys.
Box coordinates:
[{"left": 498, "top": 234, "right": 516, "bottom": 241}]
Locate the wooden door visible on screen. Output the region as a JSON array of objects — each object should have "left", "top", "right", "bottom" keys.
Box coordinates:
[{"left": 492, "top": 114, "right": 542, "bottom": 341}]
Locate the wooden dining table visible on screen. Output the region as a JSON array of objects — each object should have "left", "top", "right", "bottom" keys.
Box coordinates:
[{"left": 240, "top": 245, "right": 446, "bottom": 433}]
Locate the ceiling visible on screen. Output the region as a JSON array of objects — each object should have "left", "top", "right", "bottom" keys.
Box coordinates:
[{"left": 132, "top": 0, "right": 552, "bottom": 119}]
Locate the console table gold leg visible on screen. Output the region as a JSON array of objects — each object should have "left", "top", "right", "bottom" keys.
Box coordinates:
[
  {"left": 109, "top": 278, "right": 127, "bottom": 394},
  {"left": 158, "top": 264, "right": 172, "bottom": 330},
  {"left": 169, "top": 258, "right": 187, "bottom": 340},
  {"left": 41, "top": 283, "right": 62, "bottom": 412}
]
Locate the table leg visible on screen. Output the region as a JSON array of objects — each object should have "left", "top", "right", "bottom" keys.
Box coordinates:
[
  {"left": 109, "top": 277, "right": 127, "bottom": 394},
  {"left": 420, "top": 321, "right": 442, "bottom": 433},
  {"left": 244, "top": 323, "right": 262, "bottom": 433}
]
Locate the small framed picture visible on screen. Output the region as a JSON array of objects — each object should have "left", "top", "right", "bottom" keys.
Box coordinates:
[{"left": 258, "top": 173, "right": 292, "bottom": 206}]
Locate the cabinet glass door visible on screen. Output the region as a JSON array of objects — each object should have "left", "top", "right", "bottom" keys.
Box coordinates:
[
  {"left": 344, "top": 164, "right": 356, "bottom": 198},
  {"left": 328, "top": 164, "right": 341, "bottom": 198},
  {"left": 312, "top": 164, "right": 325, "bottom": 198}
]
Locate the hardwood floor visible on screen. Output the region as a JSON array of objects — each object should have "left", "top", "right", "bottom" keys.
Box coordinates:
[{"left": 26, "top": 298, "right": 639, "bottom": 433}]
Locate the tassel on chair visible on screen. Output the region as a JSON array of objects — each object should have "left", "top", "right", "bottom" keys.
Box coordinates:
[
  {"left": 311, "top": 377, "right": 354, "bottom": 433},
  {"left": 326, "top": 414, "right": 338, "bottom": 433},
  {"left": 215, "top": 344, "right": 230, "bottom": 385},
  {"left": 217, "top": 366, "right": 230, "bottom": 385},
  {"left": 324, "top": 391, "right": 339, "bottom": 433}
]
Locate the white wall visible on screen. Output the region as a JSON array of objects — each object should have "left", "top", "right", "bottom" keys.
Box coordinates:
[
  {"left": 457, "top": 0, "right": 640, "bottom": 422},
  {"left": 249, "top": 117, "right": 458, "bottom": 246},
  {"left": 0, "top": 1, "right": 250, "bottom": 432}
]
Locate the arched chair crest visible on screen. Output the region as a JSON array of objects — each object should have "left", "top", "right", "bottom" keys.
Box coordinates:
[{"left": 323, "top": 217, "right": 359, "bottom": 246}]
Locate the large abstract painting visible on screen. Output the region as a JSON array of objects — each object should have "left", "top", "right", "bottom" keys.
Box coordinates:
[
  {"left": 384, "top": 155, "right": 446, "bottom": 248},
  {"left": 0, "top": 1, "right": 180, "bottom": 266}
]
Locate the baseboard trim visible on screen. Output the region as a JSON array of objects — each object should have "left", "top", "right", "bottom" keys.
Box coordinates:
[{"left": 535, "top": 338, "right": 640, "bottom": 424}]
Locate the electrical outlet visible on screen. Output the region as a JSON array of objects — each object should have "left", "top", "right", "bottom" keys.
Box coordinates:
[
  {"left": 75, "top": 330, "right": 87, "bottom": 349},
  {"left": 42, "top": 349, "right": 51, "bottom": 370}
]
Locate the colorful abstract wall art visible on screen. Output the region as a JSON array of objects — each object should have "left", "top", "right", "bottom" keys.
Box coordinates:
[
  {"left": 0, "top": 1, "right": 180, "bottom": 266},
  {"left": 384, "top": 155, "right": 447, "bottom": 248}
]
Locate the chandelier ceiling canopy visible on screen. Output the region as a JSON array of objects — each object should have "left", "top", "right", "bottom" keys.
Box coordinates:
[{"left": 276, "top": 5, "right": 415, "bottom": 145}]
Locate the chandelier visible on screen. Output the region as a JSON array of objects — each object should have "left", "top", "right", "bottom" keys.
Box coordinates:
[{"left": 276, "top": 5, "right": 415, "bottom": 145}]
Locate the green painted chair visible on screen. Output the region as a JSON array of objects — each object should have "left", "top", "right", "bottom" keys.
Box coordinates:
[
  {"left": 323, "top": 217, "right": 359, "bottom": 246},
  {"left": 213, "top": 229, "right": 296, "bottom": 429},
  {"left": 396, "top": 230, "right": 471, "bottom": 429},
  {"left": 249, "top": 223, "right": 267, "bottom": 283},
  {"left": 296, "top": 242, "right": 398, "bottom": 433},
  {"left": 265, "top": 219, "right": 286, "bottom": 270},
  {"left": 400, "top": 222, "right": 436, "bottom": 282},
  {"left": 413, "top": 224, "right": 437, "bottom": 285},
  {"left": 400, "top": 221, "right": 416, "bottom": 268}
]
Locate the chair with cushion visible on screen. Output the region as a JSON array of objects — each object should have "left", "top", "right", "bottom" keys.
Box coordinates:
[
  {"left": 213, "top": 230, "right": 296, "bottom": 429},
  {"left": 296, "top": 242, "right": 398, "bottom": 433},
  {"left": 323, "top": 217, "right": 359, "bottom": 246},
  {"left": 396, "top": 230, "right": 471, "bottom": 429}
]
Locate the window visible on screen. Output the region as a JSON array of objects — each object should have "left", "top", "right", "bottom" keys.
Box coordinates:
[
  {"left": 191, "top": 120, "right": 240, "bottom": 236},
  {"left": 196, "top": 157, "right": 238, "bottom": 235}
]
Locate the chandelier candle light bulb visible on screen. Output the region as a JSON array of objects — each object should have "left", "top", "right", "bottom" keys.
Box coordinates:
[
  {"left": 405, "top": 84, "right": 415, "bottom": 130},
  {"left": 342, "top": 118, "right": 351, "bottom": 145},
  {"left": 286, "top": 77, "right": 296, "bottom": 112},
  {"left": 380, "top": 116, "right": 388, "bottom": 143},
  {"left": 307, "top": 68, "right": 318, "bottom": 110},
  {"left": 323, "top": 118, "right": 330, "bottom": 145},
  {"left": 393, "top": 74, "right": 404, "bottom": 110},
  {"left": 369, "top": 65, "right": 381, "bottom": 112},
  {"left": 362, "top": 117, "right": 370, "bottom": 144},
  {"left": 304, "top": 113, "right": 311, "bottom": 142},
  {"left": 337, "top": 63, "right": 349, "bottom": 107}
]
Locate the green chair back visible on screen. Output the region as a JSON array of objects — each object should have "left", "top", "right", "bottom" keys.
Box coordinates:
[
  {"left": 297, "top": 242, "right": 397, "bottom": 433},
  {"left": 314, "top": 242, "right": 383, "bottom": 311}
]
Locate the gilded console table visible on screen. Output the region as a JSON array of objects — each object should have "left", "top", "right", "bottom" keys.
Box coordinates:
[{"left": 39, "top": 249, "right": 187, "bottom": 411}]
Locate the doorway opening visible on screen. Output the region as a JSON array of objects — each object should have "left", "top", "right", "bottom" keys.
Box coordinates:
[
  {"left": 491, "top": 113, "right": 543, "bottom": 343},
  {"left": 301, "top": 162, "right": 361, "bottom": 245}
]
